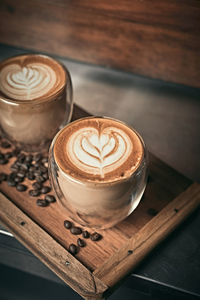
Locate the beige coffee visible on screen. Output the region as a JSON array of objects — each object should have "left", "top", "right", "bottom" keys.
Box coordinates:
[
  {"left": 0, "top": 54, "right": 72, "bottom": 151},
  {"left": 51, "top": 117, "right": 147, "bottom": 229}
]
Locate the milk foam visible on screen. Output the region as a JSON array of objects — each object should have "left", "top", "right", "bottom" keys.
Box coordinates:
[
  {"left": 66, "top": 126, "right": 132, "bottom": 178},
  {"left": 0, "top": 63, "right": 56, "bottom": 100}
]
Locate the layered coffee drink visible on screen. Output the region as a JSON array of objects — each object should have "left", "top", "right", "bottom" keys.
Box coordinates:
[
  {"left": 49, "top": 117, "right": 147, "bottom": 229},
  {"left": 0, "top": 54, "right": 73, "bottom": 151}
]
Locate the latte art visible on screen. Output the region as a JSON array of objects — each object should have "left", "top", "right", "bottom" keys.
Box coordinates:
[
  {"left": 68, "top": 127, "right": 131, "bottom": 177},
  {"left": 0, "top": 63, "right": 56, "bottom": 100},
  {"left": 54, "top": 117, "right": 144, "bottom": 182}
]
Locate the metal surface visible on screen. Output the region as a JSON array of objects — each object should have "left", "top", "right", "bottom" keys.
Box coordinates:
[{"left": 0, "top": 43, "right": 200, "bottom": 298}]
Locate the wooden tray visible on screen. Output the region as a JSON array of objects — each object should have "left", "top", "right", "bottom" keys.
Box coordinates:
[{"left": 0, "top": 104, "right": 200, "bottom": 300}]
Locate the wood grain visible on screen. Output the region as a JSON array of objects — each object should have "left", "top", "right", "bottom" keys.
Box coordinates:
[
  {"left": 0, "top": 0, "right": 199, "bottom": 87},
  {"left": 0, "top": 192, "right": 107, "bottom": 299}
]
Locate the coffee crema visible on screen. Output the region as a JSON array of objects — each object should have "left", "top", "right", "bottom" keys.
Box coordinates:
[
  {"left": 0, "top": 54, "right": 66, "bottom": 101},
  {"left": 54, "top": 117, "right": 144, "bottom": 182}
]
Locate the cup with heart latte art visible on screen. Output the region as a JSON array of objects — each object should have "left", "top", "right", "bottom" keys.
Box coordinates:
[
  {"left": 0, "top": 54, "right": 73, "bottom": 151},
  {"left": 49, "top": 116, "right": 148, "bottom": 229}
]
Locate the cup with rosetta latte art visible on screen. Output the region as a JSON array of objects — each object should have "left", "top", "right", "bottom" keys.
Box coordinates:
[
  {"left": 0, "top": 54, "right": 73, "bottom": 151},
  {"left": 49, "top": 116, "right": 148, "bottom": 229}
]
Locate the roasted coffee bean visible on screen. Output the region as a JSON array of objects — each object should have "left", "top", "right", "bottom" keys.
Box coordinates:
[
  {"left": 17, "top": 170, "right": 26, "bottom": 178},
  {"left": 29, "top": 166, "right": 36, "bottom": 173},
  {"left": 77, "top": 238, "right": 86, "bottom": 247},
  {"left": 42, "top": 173, "right": 49, "bottom": 180},
  {"left": 0, "top": 158, "right": 8, "bottom": 165},
  {"left": 34, "top": 153, "right": 42, "bottom": 162},
  {"left": 15, "top": 161, "right": 22, "bottom": 167},
  {"left": 5, "top": 152, "right": 13, "bottom": 159},
  {"left": 42, "top": 157, "right": 48, "bottom": 164},
  {"left": 17, "top": 153, "right": 25, "bottom": 163},
  {"left": 20, "top": 163, "right": 29, "bottom": 171},
  {"left": 82, "top": 230, "right": 90, "bottom": 239},
  {"left": 7, "top": 179, "right": 16, "bottom": 187},
  {"left": 45, "top": 194, "right": 56, "bottom": 203},
  {"left": 41, "top": 186, "right": 51, "bottom": 194},
  {"left": 8, "top": 172, "right": 17, "bottom": 179},
  {"left": 35, "top": 175, "right": 45, "bottom": 183},
  {"left": 0, "top": 153, "right": 4, "bottom": 159},
  {"left": 36, "top": 199, "right": 49, "bottom": 207},
  {"left": 27, "top": 172, "right": 35, "bottom": 180},
  {"left": 68, "top": 244, "right": 78, "bottom": 255},
  {"left": 0, "top": 173, "right": 7, "bottom": 181},
  {"left": 10, "top": 164, "right": 19, "bottom": 172},
  {"left": 90, "top": 232, "right": 102, "bottom": 241},
  {"left": 16, "top": 184, "right": 27, "bottom": 192},
  {"left": 1, "top": 141, "right": 11, "bottom": 148},
  {"left": 14, "top": 176, "right": 24, "bottom": 183},
  {"left": 12, "top": 148, "right": 21, "bottom": 156},
  {"left": 34, "top": 169, "right": 43, "bottom": 176},
  {"left": 39, "top": 165, "right": 48, "bottom": 173},
  {"left": 70, "top": 226, "right": 82, "bottom": 235},
  {"left": 25, "top": 154, "right": 33, "bottom": 163},
  {"left": 32, "top": 182, "right": 42, "bottom": 190},
  {"left": 29, "top": 189, "right": 41, "bottom": 197},
  {"left": 64, "top": 220, "right": 72, "bottom": 229},
  {"left": 34, "top": 162, "right": 42, "bottom": 168}
]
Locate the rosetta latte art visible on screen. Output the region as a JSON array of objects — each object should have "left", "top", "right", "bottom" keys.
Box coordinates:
[
  {"left": 0, "top": 63, "right": 56, "bottom": 100},
  {"left": 67, "top": 127, "right": 132, "bottom": 177}
]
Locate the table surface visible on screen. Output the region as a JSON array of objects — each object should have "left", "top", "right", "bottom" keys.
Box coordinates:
[{"left": 0, "top": 43, "right": 200, "bottom": 298}]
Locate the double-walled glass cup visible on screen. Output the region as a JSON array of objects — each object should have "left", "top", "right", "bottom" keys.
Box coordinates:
[
  {"left": 49, "top": 117, "right": 148, "bottom": 229},
  {"left": 0, "top": 54, "right": 73, "bottom": 152}
]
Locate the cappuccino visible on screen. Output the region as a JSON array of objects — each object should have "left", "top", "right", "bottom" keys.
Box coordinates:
[
  {"left": 0, "top": 54, "right": 73, "bottom": 151},
  {"left": 50, "top": 117, "right": 147, "bottom": 229}
]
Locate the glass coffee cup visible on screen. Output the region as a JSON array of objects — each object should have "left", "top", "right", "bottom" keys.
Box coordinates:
[
  {"left": 0, "top": 54, "right": 73, "bottom": 152},
  {"left": 49, "top": 116, "right": 148, "bottom": 229}
]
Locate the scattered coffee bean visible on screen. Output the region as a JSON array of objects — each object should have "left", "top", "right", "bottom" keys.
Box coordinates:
[
  {"left": 25, "top": 154, "right": 33, "bottom": 163},
  {"left": 17, "top": 153, "right": 25, "bottom": 162},
  {"left": 16, "top": 184, "right": 27, "bottom": 192},
  {"left": 35, "top": 175, "right": 45, "bottom": 183},
  {"left": 77, "top": 238, "right": 86, "bottom": 247},
  {"left": 1, "top": 141, "right": 11, "bottom": 148},
  {"left": 27, "top": 172, "right": 35, "bottom": 180},
  {"left": 32, "top": 182, "right": 42, "bottom": 190},
  {"left": 29, "top": 189, "right": 41, "bottom": 197},
  {"left": 29, "top": 166, "right": 36, "bottom": 173},
  {"left": 42, "top": 157, "right": 48, "bottom": 164},
  {"left": 14, "top": 176, "right": 24, "bottom": 183},
  {"left": 0, "top": 158, "right": 8, "bottom": 164},
  {"left": 5, "top": 152, "right": 13, "bottom": 159},
  {"left": 17, "top": 170, "right": 26, "bottom": 178},
  {"left": 10, "top": 164, "right": 19, "bottom": 172},
  {"left": 90, "top": 232, "right": 102, "bottom": 241},
  {"left": 34, "top": 153, "right": 42, "bottom": 162},
  {"left": 41, "top": 186, "right": 51, "bottom": 194},
  {"left": 36, "top": 199, "right": 49, "bottom": 207},
  {"left": 45, "top": 194, "right": 56, "bottom": 203},
  {"left": 42, "top": 173, "right": 49, "bottom": 180},
  {"left": 64, "top": 220, "right": 72, "bottom": 229},
  {"left": 82, "top": 230, "right": 90, "bottom": 239},
  {"left": 0, "top": 153, "right": 4, "bottom": 159},
  {"left": 70, "top": 226, "right": 82, "bottom": 235},
  {"left": 68, "top": 244, "right": 78, "bottom": 255},
  {"left": 8, "top": 172, "right": 17, "bottom": 179},
  {"left": 34, "top": 162, "right": 42, "bottom": 168},
  {"left": 0, "top": 173, "right": 7, "bottom": 181},
  {"left": 12, "top": 148, "right": 21, "bottom": 156},
  {"left": 39, "top": 165, "right": 48, "bottom": 173},
  {"left": 20, "top": 163, "right": 29, "bottom": 171},
  {"left": 34, "top": 169, "right": 43, "bottom": 176},
  {"left": 7, "top": 179, "right": 16, "bottom": 187}
]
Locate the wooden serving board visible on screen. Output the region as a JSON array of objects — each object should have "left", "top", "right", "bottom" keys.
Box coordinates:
[{"left": 0, "top": 104, "right": 200, "bottom": 300}]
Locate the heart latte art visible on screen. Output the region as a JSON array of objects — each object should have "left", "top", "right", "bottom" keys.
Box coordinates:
[
  {"left": 54, "top": 118, "right": 144, "bottom": 182},
  {"left": 68, "top": 127, "right": 132, "bottom": 177}
]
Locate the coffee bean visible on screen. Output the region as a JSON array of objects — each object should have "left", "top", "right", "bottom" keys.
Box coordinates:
[
  {"left": 14, "top": 176, "right": 24, "bottom": 183},
  {"left": 35, "top": 175, "right": 45, "bottom": 183},
  {"left": 29, "top": 166, "right": 36, "bottom": 173},
  {"left": 29, "top": 189, "right": 41, "bottom": 197},
  {"left": 17, "top": 170, "right": 26, "bottom": 178},
  {"left": 0, "top": 158, "right": 8, "bottom": 164},
  {"left": 25, "top": 154, "right": 33, "bottom": 163},
  {"left": 41, "top": 186, "right": 51, "bottom": 194},
  {"left": 20, "top": 163, "right": 29, "bottom": 171},
  {"left": 5, "top": 152, "right": 13, "bottom": 159},
  {"left": 12, "top": 148, "right": 21, "bottom": 156},
  {"left": 42, "top": 157, "right": 48, "bottom": 164},
  {"left": 42, "top": 173, "right": 49, "bottom": 180},
  {"left": 1, "top": 141, "right": 11, "bottom": 148},
  {"left": 7, "top": 179, "right": 16, "bottom": 187},
  {"left": 0, "top": 153, "right": 4, "bottom": 159},
  {"left": 64, "top": 220, "right": 72, "bottom": 229},
  {"left": 36, "top": 199, "right": 49, "bottom": 207},
  {"left": 34, "top": 170, "right": 43, "bottom": 176},
  {"left": 70, "top": 226, "right": 82, "bottom": 235},
  {"left": 10, "top": 164, "right": 19, "bottom": 172},
  {"left": 0, "top": 173, "right": 7, "bottom": 181},
  {"left": 45, "top": 194, "right": 56, "bottom": 203},
  {"left": 82, "top": 230, "right": 90, "bottom": 239},
  {"left": 77, "top": 238, "right": 86, "bottom": 247},
  {"left": 17, "top": 153, "right": 25, "bottom": 163},
  {"left": 16, "top": 184, "right": 27, "bottom": 192},
  {"left": 8, "top": 172, "right": 17, "bottom": 179},
  {"left": 32, "top": 182, "right": 42, "bottom": 190},
  {"left": 68, "top": 244, "right": 78, "bottom": 255},
  {"left": 34, "top": 162, "right": 42, "bottom": 168},
  {"left": 27, "top": 172, "right": 35, "bottom": 180},
  {"left": 39, "top": 165, "right": 48, "bottom": 174},
  {"left": 34, "top": 153, "right": 42, "bottom": 162},
  {"left": 90, "top": 232, "right": 102, "bottom": 241}
]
